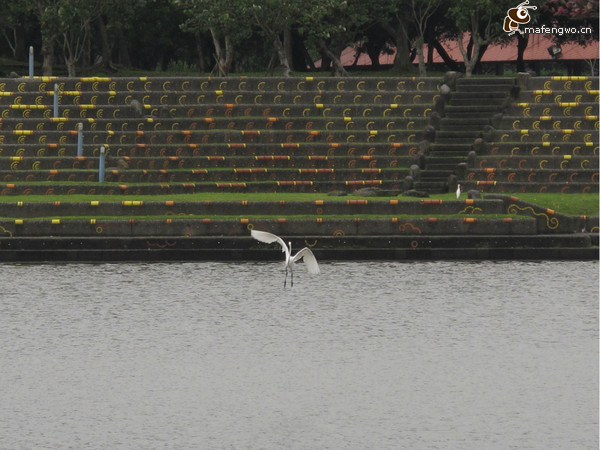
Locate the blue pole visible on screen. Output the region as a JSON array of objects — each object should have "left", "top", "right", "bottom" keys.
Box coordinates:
[
  {"left": 77, "top": 123, "right": 83, "bottom": 157},
  {"left": 53, "top": 84, "right": 59, "bottom": 117},
  {"left": 29, "top": 46, "right": 34, "bottom": 78},
  {"left": 99, "top": 146, "right": 106, "bottom": 182}
]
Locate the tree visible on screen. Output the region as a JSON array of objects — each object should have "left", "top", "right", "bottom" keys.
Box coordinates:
[
  {"left": 95, "top": 0, "right": 145, "bottom": 70},
  {"left": 373, "top": 0, "right": 415, "bottom": 73},
  {"left": 177, "top": 0, "right": 253, "bottom": 76},
  {"left": 301, "top": 0, "right": 373, "bottom": 76},
  {"left": 57, "top": 0, "right": 99, "bottom": 76},
  {"left": 449, "top": 0, "right": 512, "bottom": 76},
  {"left": 0, "top": 0, "right": 32, "bottom": 61},
  {"left": 409, "top": 0, "right": 442, "bottom": 76},
  {"left": 542, "top": 0, "right": 599, "bottom": 43},
  {"left": 26, "top": 0, "right": 61, "bottom": 75},
  {"left": 250, "top": 0, "right": 301, "bottom": 77}
]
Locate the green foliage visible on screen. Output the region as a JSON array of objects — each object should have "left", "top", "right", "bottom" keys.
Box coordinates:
[{"left": 166, "top": 59, "right": 198, "bottom": 72}]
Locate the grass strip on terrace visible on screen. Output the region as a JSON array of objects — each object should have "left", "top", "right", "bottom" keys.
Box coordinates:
[{"left": 0, "top": 192, "right": 596, "bottom": 215}]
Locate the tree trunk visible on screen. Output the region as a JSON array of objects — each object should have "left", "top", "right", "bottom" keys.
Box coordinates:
[
  {"left": 319, "top": 40, "right": 347, "bottom": 77},
  {"left": 426, "top": 38, "right": 434, "bottom": 72},
  {"left": 516, "top": 33, "right": 528, "bottom": 72},
  {"left": 41, "top": 34, "right": 56, "bottom": 76},
  {"left": 66, "top": 58, "right": 76, "bottom": 77},
  {"left": 284, "top": 28, "right": 294, "bottom": 71},
  {"left": 382, "top": 21, "right": 413, "bottom": 73},
  {"left": 457, "top": 32, "right": 481, "bottom": 77},
  {"left": 431, "top": 38, "right": 461, "bottom": 71},
  {"left": 291, "top": 30, "right": 315, "bottom": 71},
  {"left": 97, "top": 15, "right": 112, "bottom": 66},
  {"left": 195, "top": 31, "right": 206, "bottom": 73},
  {"left": 117, "top": 26, "right": 131, "bottom": 67},
  {"left": 414, "top": 37, "right": 426, "bottom": 76},
  {"left": 14, "top": 24, "right": 26, "bottom": 60},
  {"left": 272, "top": 33, "right": 292, "bottom": 77},
  {"left": 210, "top": 28, "right": 230, "bottom": 76}
]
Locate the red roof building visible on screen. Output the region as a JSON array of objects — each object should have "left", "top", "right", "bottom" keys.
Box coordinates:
[{"left": 317, "top": 34, "right": 598, "bottom": 68}]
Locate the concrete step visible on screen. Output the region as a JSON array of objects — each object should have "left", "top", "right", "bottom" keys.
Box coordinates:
[
  {"left": 0, "top": 155, "right": 414, "bottom": 171},
  {"left": 0, "top": 179, "right": 400, "bottom": 195},
  {"left": 0, "top": 198, "right": 507, "bottom": 218},
  {"left": 0, "top": 76, "right": 443, "bottom": 93},
  {"left": 0, "top": 167, "right": 410, "bottom": 184},
  {"left": 413, "top": 180, "right": 447, "bottom": 193},
  {"left": 0, "top": 128, "right": 426, "bottom": 146},
  {"left": 444, "top": 105, "right": 500, "bottom": 117}
]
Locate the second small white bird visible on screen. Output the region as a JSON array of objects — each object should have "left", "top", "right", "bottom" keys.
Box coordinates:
[
  {"left": 251, "top": 229, "right": 320, "bottom": 287},
  {"left": 456, "top": 183, "right": 461, "bottom": 199}
]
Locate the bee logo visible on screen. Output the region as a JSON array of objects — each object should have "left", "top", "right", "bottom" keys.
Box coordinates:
[{"left": 504, "top": 0, "right": 537, "bottom": 35}]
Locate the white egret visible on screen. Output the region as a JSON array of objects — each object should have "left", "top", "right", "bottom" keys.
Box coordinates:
[
  {"left": 251, "top": 229, "right": 320, "bottom": 287},
  {"left": 456, "top": 183, "right": 461, "bottom": 199}
]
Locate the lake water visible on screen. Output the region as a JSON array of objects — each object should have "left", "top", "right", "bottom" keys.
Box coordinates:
[{"left": 0, "top": 260, "right": 597, "bottom": 449}]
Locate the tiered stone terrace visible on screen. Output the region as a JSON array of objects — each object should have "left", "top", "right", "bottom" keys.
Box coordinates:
[
  {"left": 0, "top": 75, "right": 596, "bottom": 260},
  {"left": 0, "top": 77, "right": 440, "bottom": 195},
  {"left": 462, "top": 76, "right": 599, "bottom": 194}
]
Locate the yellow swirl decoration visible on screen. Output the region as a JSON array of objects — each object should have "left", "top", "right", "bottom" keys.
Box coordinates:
[
  {"left": 356, "top": 81, "right": 365, "bottom": 91},
  {"left": 508, "top": 204, "right": 559, "bottom": 229},
  {"left": 398, "top": 222, "right": 422, "bottom": 234},
  {"left": 0, "top": 225, "right": 13, "bottom": 237},
  {"left": 459, "top": 205, "right": 483, "bottom": 214},
  {"left": 337, "top": 81, "right": 345, "bottom": 91},
  {"left": 377, "top": 81, "right": 385, "bottom": 92},
  {"left": 257, "top": 81, "right": 266, "bottom": 92}
]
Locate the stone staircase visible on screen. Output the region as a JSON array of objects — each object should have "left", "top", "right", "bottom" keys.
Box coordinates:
[{"left": 416, "top": 77, "right": 515, "bottom": 193}]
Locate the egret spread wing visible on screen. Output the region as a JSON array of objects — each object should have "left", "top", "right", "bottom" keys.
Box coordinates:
[
  {"left": 251, "top": 229, "right": 286, "bottom": 251},
  {"left": 292, "top": 247, "right": 320, "bottom": 274}
]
